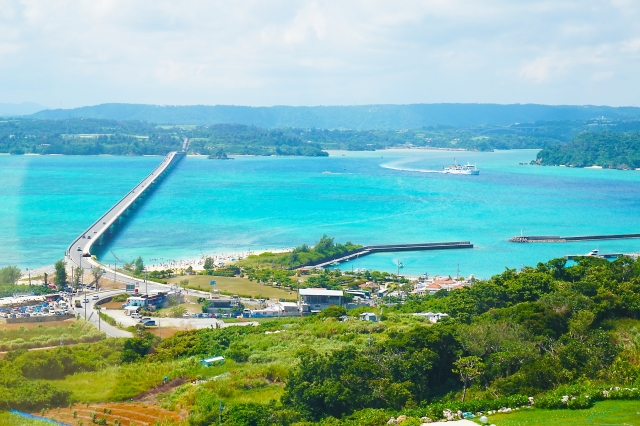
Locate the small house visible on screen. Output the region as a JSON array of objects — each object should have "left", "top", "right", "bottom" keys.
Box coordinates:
[{"left": 359, "top": 312, "right": 378, "bottom": 322}]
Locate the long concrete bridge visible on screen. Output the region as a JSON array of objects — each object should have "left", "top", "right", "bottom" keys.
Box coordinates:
[{"left": 66, "top": 151, "right": 185, "bottom": 277}]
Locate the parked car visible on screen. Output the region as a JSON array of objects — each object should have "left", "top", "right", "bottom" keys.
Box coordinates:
[
  {"left": 141, "top": 320, "right": 156, "bottom": 327},
  {"left": 92, "top": 294, "right": 99, "bottom": 300}
]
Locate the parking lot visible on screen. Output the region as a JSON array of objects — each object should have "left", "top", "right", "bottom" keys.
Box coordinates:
[
  {"left": 106, "top": 308, "right": 224, "bottom": 329},
  {"left": 0, "top": 294, "right": 73, "bottom": 320}
]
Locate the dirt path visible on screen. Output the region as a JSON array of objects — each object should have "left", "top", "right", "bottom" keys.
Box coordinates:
[{"left": 133, "top": 377, "right": 190, "bottom": 403}]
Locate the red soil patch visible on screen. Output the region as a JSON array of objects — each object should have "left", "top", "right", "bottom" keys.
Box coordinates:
[
  {"left": 35, "top": 402, "right": 181, "bottom": 426},
  {"left": 101, "top": 301, "right": 125, "bottom": 309}
]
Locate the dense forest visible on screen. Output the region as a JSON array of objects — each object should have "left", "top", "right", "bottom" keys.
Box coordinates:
[
  {"left": 537, "top": 131, "right": 640, "bottom": 169},
  {"left": 3, "top": 117, "right": 640, "bottom": 156},
  {"left": 1, "top": 256, "right": 640, "bottom": 424}
]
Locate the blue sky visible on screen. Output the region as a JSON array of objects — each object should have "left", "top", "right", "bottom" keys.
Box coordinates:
[{"left": 1, "top": 0, "right": 639, "bottom": 108}]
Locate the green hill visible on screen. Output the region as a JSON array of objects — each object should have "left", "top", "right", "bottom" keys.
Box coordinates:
[
  {"left": 537, "top": 131, "right": 640, "bottom": 169},
  {"left": 28, "top": 103, "right": 640, "bottom": 129}
]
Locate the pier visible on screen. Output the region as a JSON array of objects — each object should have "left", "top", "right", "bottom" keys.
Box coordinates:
[
  {"left": 297, "top": 241, "right": 474, "bottom": 270},
  {"left": 564, "top": 253, "right": 624, "bottom": 260},
  {"left": 510, "top": 233, "right": 640, "bottom": 243},
  {"left": 66, "top": 151, "right": 185, "bottom": 270}
]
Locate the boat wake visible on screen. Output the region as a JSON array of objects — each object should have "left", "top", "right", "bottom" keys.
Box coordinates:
[{"left": 380, "top": 162, "right": 443, "bottom": 174}]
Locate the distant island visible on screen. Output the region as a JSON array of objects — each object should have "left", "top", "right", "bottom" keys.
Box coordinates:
[
  {"left": 537, "top": 131, "right": 640, "bottom": 170},
  {"left": 3, "top": 115, "right": 640, "bottom": 156}
]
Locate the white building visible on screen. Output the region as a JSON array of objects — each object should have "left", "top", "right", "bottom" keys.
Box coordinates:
[
  {"left": 298, "top": 288, "right": 344, "bottom": 313},
  {"left": 413, "top": 312, "right": 449, "bottom": 323}
]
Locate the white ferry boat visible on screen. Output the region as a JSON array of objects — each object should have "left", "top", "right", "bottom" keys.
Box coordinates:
[{"left": 443, "top": 160, "right": 480, "bottom": 175}]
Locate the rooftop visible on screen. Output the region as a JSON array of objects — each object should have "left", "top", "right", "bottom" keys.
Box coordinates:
[{"left": 299, "top": 288, "right": 344, "bottom": 297}]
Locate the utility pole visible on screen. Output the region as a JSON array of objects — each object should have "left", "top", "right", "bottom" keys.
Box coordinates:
[{"left": 80, "top": 256, "right": 86, "bottom": 319}]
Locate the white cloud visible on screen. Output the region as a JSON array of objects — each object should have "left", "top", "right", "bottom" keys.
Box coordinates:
[{"left": 0, "top": 0, "right": 639, "bottom": 107}]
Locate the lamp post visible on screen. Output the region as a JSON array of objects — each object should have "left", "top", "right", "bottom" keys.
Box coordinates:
[{"left": 80, "top": 257, "right": 86, "bottom": 319}]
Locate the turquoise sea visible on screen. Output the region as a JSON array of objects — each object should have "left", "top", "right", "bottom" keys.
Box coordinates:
[{"left": 2, "top": 149, "right": 640, "bottom": 278}]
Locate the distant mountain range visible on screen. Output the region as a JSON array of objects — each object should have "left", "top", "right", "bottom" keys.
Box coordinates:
[
  {"left": 0, "top": 102, "right": 49, "bottom": 117},
  {"left": 27, "top": 103, "right": 640, "bottom": 129}
]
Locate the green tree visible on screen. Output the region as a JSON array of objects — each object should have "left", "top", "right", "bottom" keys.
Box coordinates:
[
  {"left": 169, "top": 306, "right": 187, "bottom": 318},
  {"left": 72, "top": 266, "right": 83, "bottom": 289},
  {"left": 319, "top": 305, "right": 347, "bottom": 319},
  {"left": 53, "top": 260, "right": 67, "bottom": 289},
  {"left": 121, "top": 333, "right": 160, "bottom": 363},
  {"left": 91, "top": 266, "right": 105, "bottom": 290},
  {"left": 203, "top": 257, "right": 214, "bottom": 270},
  {"left": 0, "top": 265, "right": 22, "bottom": 285},
  {"left": 453, "top": 356, "right": 485, "bottom": 402},
  {"left": 134, "top": 256, "right": 144, "bottom": 275}
]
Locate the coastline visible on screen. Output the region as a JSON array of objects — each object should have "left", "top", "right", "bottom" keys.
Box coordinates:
[{"left": 132, "top": 247, "right": 294, "bottom": 272}]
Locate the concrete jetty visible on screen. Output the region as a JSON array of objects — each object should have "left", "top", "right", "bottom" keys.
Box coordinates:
[
  {"left": 297, "top": 241, "right": 474, "bottom": 269},
  {"left": 510, "top": 233, "right": 640, "bottom": 243}
]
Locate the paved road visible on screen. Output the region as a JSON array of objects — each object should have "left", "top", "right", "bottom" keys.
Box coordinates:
[{"left": 73, "top": 289, "right": 132, "bottom": 338}]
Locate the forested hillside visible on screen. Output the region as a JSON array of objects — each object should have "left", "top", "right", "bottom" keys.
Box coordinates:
[
  {"left": 0, "top": 119, "right": 326, "bottom": 156},
  {"left": 28, "top": 103, "right": 640, "bottom": 129},
  {"left": 4, "top": 117, "right": 640, "bottom": 155},
  {"left": 1, "top": 256, "right": 640, "bottom": 425},
  {"left": 537, "top": 131, "right": 640, "bottom": 169}
]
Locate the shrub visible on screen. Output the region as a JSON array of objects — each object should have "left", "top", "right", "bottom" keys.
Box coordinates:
[{"left": 226, "top": 343, "right": 250, "bottom": 363}]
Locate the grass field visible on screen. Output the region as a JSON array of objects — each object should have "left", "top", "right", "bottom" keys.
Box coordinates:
[
  {"left": 0, "top": 320, "right": 104, "bottom": 351},
  {"left": 0, "top": 412, "right": 51, "bottom": 425},
  {"left": 51, "top": 358, "right": 212, "bottom": 403},
  {"left": 0, "top": 318, "right": 76, "bottom": 332},
  {"left": 167, "top": 275, "right": 296, "bottom": 300},
  {"left": 486, "top": 400, "right": 640, "bottom": 425}
]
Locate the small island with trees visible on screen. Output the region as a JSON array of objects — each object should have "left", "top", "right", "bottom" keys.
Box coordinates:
[{"left": 537, "top": 130, "right": 640, "bottom": 169}]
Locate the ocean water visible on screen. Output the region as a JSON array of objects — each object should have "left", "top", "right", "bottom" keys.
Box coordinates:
[{"left": 2, "top": 149, "right": 640, "bottom": 279}]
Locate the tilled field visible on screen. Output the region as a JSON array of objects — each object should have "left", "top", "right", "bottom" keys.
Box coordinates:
[{"left": 35, "top": 402, "right": 182, "bottom": 425}]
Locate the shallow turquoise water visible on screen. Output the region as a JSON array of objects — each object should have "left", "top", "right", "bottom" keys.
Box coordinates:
[{"left": 2, "top": 150, "right": 640, "bottom": 278}]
